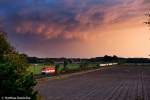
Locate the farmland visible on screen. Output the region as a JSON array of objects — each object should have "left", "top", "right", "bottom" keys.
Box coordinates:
[
  {"left": 35, "top": 65, "right": 150, "bottom": 100},
  {"left": 29, "top": 64, "right": 45, "bottom": 75},
  {"left": 29, "top": 63, "right": 99, "bottom": 75}
]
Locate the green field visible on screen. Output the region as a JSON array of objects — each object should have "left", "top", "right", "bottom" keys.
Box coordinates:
[
  {"left": 29, "top": 64, "right": 45, "bottom": 74},
  {"left": 29, "top": 63, "right": 80, "bottom": 74},
  {"left": 29, "top": 63, "right": 100, "bottom": 75},
  {"left": 66, "top": 63, "right": 80, "bottom": 70}
]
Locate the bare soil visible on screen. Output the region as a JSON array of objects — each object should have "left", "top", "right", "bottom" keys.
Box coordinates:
[{"left": 35, "top": 65, "right": 150, "bottom": 100}]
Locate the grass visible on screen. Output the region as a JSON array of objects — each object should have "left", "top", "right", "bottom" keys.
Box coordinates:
[
  {"left": 67, "top": 63, "right": 80, "bottom": 70},
  {"left": 29, "top": 63, "right": 100, "bottom": 75},
  {"left": 29, "top": 64, "right": 45, "bottom": 75},
  {"left": 89, "top": 63, "right": 99, "bottom": 68}
]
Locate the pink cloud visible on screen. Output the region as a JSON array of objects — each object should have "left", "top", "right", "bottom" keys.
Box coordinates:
[{"left": 4, "top": 0, "right": 149, "bottom": 41}]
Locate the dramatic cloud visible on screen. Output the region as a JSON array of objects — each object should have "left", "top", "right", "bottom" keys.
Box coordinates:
[
  {"left": 0, "top": 0, "right": 149, "bottom": 41},
  {"left": 1, "top": 0, "right": 150, "bottom": 58}
]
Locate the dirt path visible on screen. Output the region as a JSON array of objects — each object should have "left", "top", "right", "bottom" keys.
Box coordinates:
[{"left": 35, "top": 65, "right": 150, "bottom": 100}]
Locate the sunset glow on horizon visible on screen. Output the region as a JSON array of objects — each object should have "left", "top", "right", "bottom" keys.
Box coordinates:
[{"left": 0, "top": 0, "right": 150, "bottom": 58}]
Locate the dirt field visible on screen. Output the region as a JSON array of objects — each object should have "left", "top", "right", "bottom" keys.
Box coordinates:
[{"left": 35, "top": 65, "right": 150, "bottom": 100}]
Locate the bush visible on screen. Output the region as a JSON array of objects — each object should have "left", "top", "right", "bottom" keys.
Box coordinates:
[{"left": 0, "top": 31, "right": 37, "bottom": 98}]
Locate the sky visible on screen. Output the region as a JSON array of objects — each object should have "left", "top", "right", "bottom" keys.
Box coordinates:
[{"left": 0, "top": 0, "right": 150, "bottom": 58}]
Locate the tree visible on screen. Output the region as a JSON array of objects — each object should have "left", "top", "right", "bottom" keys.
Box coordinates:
[
  {"left": 68, "top": 59, "right": 73, "bottom": 64},
  {"left": 45, "top": 59, "right": 55, "bottom": 66},
  {"left": 80, "top": 61, "right": 88, "bottom": 70},
  {"left": 145, "top": 13, "right": 150, "bottom": 29},
  {"left": 103, "top": 55, "right": 112, "bottom": 62},
  {"left": 63, "top": 60, "right": 68, "bottom": 71},
  {"left": 112, "top": 55, "right": 118, "bottom": 62},
  {"left": 0, "top": 32, "right": 12, "bottom": 61},
  {"left": 55, "top": 64, "right": 60, "bottom": 75},
  {"left": 0, "top": 31, "right": 37, "bottom": 98}
]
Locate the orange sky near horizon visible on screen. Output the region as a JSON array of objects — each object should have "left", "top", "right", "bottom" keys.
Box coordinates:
[
  {"left": 53, "top": 16, "right": 150, "bottom": 58},
  {"left": 1, "top": 0, "right": 150, "bottom": 58}
]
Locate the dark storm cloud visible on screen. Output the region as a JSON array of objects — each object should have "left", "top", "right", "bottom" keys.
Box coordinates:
[{"left": 0, "top": 0, "right": 149, "bottom": 40}]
